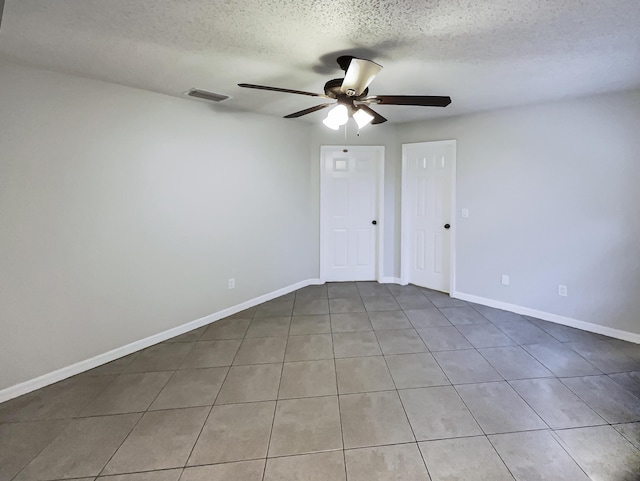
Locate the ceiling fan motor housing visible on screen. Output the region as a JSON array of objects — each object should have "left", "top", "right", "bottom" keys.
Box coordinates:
[{"left": 324, "top": 78, "right": 368, "bottom": 100}]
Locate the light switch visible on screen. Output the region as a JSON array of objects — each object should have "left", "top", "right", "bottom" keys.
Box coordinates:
[{"left": 461, "top": 208, "right": 469, "bottom": 218}]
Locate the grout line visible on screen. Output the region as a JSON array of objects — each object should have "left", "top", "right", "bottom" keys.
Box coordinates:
[
  {"left": 261, "top": 325, "right": 290, "bottom": 481},
  {"left": 548, "top": 429, "right": 595, "bottom": 480},
  {"left": 372, "top": 324, "right": 434, "bottom": 480},
  {"left": 177, "top": 330, "right": 245, "bottom": 480},
  {"left": 330, "top": 318, "right": 349, "bottom": 481},
  {"left": 484, "top": 433, "right": 521, "bottom": 481}
]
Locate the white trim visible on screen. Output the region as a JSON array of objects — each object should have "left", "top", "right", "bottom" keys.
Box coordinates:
[
  {"left": 319, "top": 145, "right": 385, "bottom": 283},
  {"left": 0, "top": 278, "right": 322, "bottom": 403},
  {"left": 452, "top": 290, "right": 640, "bottom": 344},
  {"left": 380, "top": 277, "right": 403, "bottom": 284},
  {"left": 400, "top": 140, "right": 457, "bottom": 292}
]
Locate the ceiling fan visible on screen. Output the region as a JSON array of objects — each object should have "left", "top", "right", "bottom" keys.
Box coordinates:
[{"left": 238, "top": 56, "right": 451, "bottom": 129}]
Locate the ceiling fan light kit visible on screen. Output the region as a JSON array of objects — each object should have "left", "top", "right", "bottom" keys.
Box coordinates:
[
  {"left": 353, "top": 108, "right": 375, "bottom": 129},
  {"left": 322, "top": 104, "right": 349, "bottom": 130},
  {"left": 238, "top": 55, "right": 451, "bottom": 128}
]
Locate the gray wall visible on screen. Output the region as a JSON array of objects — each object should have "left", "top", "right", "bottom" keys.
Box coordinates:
[
  {"left": 2, "top": 60, "right": 638, "bottom": 394},
  {"left": 0, "top": 62, "right": 315, "bottom": 390},
  {"left": 396, "top": 90, "right": 640, "bottom": 335}
]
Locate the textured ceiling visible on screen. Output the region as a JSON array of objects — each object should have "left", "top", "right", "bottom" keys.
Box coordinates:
[{"left": 1, "top": 0, "right": 639, "bottom": 123}]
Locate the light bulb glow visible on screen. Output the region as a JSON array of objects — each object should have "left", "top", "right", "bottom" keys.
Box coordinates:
[
  {"left": 353, "top": 108, "right": 374, "bottom": 129},
  {"left": 323, "top": 104, "right": 349, "bottom": 129},
  {"left": 328, "top": 104, "right": 349, "bottom": 125},
  {"left": 323, "top": 116, "right": 340, "bottom": 130}
]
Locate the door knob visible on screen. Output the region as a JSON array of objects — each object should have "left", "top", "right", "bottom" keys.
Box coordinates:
[
  {"left": 444, "top": 224, "right": 450, "bottom": 229},
  {"left": 372, "top": 220, "right": 377, "bottom": 225}
]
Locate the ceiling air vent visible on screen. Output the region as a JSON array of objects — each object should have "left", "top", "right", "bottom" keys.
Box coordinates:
[{"left": 186, "top": 88, "right": 229, "bottom": 102}]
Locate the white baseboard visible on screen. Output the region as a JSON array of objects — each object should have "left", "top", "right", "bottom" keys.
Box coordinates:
[
  {"left": 0, "top": 278, "right": 322, "bottom": 403},
  {"left": 380, "top": 277, "right": 403, "bottom": 284},
  {"left": 451, "top": 290, "right": 640, "bottom": 344}
]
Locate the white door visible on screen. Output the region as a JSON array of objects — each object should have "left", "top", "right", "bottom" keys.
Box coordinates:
[
  {"left": 320, "top": 146, "right": 384, "bottom": 282},
  {"left": 402, "top": 141, "right": 455, "bottom": 292}
]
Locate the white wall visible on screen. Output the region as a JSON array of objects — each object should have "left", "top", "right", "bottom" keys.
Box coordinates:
[
  {"left": 396, "top": 90, "right": 640, "bottom": 336},
  {"left": 0, "top": 62, "right": 315, "bottom": 391}
]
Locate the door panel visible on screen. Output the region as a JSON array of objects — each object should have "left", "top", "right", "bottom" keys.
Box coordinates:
[
  {"left": 403, "top": 141, "right": 455, "bottom": 292},
  {"left": 321, "top": 146, "right": 382, "bottom": 281}
]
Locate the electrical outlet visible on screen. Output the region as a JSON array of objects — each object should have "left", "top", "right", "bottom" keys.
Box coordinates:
[
  {"left": 228, "top": 278, "right": 236, "bottom": 289},
  {"left": 558, "top": 285, "right": 568, "bottom": 297},
  {"left": 501, "top": 274, "right": 510, "bottom": 286},
  {"left": 461, "top": 208, "right": 469, "bottom": 218}
]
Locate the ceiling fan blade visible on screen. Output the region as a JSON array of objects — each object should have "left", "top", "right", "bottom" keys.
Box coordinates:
[
  {"left": 340, "top": 58, "right": 383, "bottom": 97},
  {"left": 284, "top": 103, "right": 334, "bottom": 118},
  {"left": 357, "top": 105, "right": 387, "bottom": 125},
  {"left": 238, "top": 83, "right": 328, "bottom": 98},
  {"left": 363, "top": 95, "right": 451, "bottom": 107}
]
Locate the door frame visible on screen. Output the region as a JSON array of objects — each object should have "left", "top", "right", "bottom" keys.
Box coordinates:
[
  {"left": 400, "top": 140, "right": 457, "bottom": 292},
  {"left": 320, "top": 145, "right": 385, "bottom": 283}
]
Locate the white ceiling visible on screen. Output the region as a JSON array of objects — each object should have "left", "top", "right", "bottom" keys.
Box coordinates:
[{"left": 1, "top": 0, "right": 639, "bottom": 124}]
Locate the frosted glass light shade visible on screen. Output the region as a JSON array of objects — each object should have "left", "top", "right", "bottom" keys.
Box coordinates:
[
  {"left": 353, "top": 108, "right": 374, "bottom": 129},
  {"left": 323, "top": 104, "right": 349, "bottom": 129},
  {"left": 323, "top": 116, "right": 340, "bottom": 130}
]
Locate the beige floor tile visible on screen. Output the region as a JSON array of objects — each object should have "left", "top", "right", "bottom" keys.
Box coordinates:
[
  {"left": 333, "top": 331, "right": 382, "bottom": 358},
  {"left": 385, "top": 353, "right": 450, "bottom": 389},
  {"left": 97, "top": 470, "right": 182, "bottom": 480},
  {"left": 285, "top": 333, "right": 333, "bottom": 361},
  {"left": 188, "top": 401, "right": 275, "bottom": 465},
  {"left": 81, "top": 371, "right": 172, "bottom": 415},
  {"left": 554, "top": 425, "right": 640, "bottom": 481},
  {"left": 233, "top": 337, "right": 287, "bottom": 365},
  {"left": 279, "top": 360, "right": 337, "bottom": 399},
  {"left": 269, "top": 396, "right": 342, "bottom": 456},
  {"left": 181, "top": 460, "right": 265, "bottom": 481},
  {"left": 510, "top": 378, "right": 605, "bottom": 429},
  {"left": 17, "top": 413, "right": 140, "bottom": 480},
  {"left": 345, "top": 443, "right": 429, "bottom": 481},
  {"left": 489, "top": 431, "right": 590, "bottom": 481},
  {"left": 296, "top": 285, "right": 328, "bottom": 300},
  {"left": 456, "top": 382, "right": 546, "bottom": 434},
  {"left": 264, "top": 451, "right": 345, "bottom": 481},
  {"left": 399, "top": 386, "right": 482, "bottom": 441},
  {"left": 614, "top": 422, "right": 640, "bottom": 449},
  {"left": 246, "top": 316, "right": 291, "bottom": 338},
  {"left": 368, "top": 310, "right": 412, "bottom": 330},
  {"left": 254, "top": 300, "right": 294, "bottom": 318},
  {"left": 216, "top": 363, "right": 282, "bottom": 404},
  {"left": 290, "top": 315, "right": 331, "bottom": 335},
  {"left": 103, "top": 407, "right": 208, "bottom": 474},
  {"left": 293, "top": 298, "right": 330, "bottom": 315},
  {"left": 0, "top": 420, "right": 69, "bottom": 481},
  {"left": 200, "top": 318, "right": 250, "bottom": 340},
  {"left": 375, "top": 329, "right": 427, "bottom": 355},
  {"left": 420, "top": 436, "right": 514, "bottom": 481},
  {"left": 126, "top": 343, "right": 195, "bottom": 372},
  {"left": 335, "top": 356, "right": 395, "bottom": 394},
  {"left": 180, "top": 340, "right": 240, "bottom": 368},
  {"left": 329, "top": 297, "right": 366, "bottom": 313},
  {"left": 149, "top": 367, "right": 228, "bottom": 410},
  {"left": 340, "top": 391, "right": 414, "bottom": 448},
  {"left": 165, "top": 326, "right": 207, "bottom": 343},
  {"left": 1, "top": 375, "right": 116, "bottom": 421},
  {"left": 330, "top": 312, "right": 373, "bottom": 332}
]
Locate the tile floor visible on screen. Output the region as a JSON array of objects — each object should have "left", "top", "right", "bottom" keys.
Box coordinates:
[{"left": 1, "top": 282, "right": 640, "bottom": 481}]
